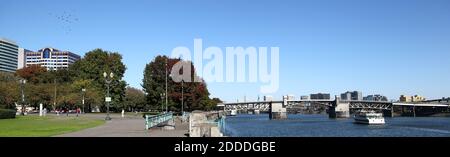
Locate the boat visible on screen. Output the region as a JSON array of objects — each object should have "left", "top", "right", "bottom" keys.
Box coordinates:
[
  {"left": 229, "top": 109, "right": 237, "bottom": 116},
  {"left": 354, "top": 110, "right": 385, "bottom": 125}
]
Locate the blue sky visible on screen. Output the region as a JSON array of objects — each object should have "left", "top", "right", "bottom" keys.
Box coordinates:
[{"left": 1, "top": 0, "right": 450, "bottom": 102}]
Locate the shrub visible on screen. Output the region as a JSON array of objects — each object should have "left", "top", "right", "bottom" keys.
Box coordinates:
[{"left": 0, "top": 109, "right": 16, "bottom": 119}]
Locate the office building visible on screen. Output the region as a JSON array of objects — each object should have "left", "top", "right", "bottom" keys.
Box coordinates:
[
  {"left": 17, "top": 48, "right": 32, "bottom": 69},
  {"left": 287, "top": 94, "right": 295, "bottom": 101},
  {"left": 0, "top": 38, "right": 18, "bottom": 72},
  {"left": 25, "top": 47, "right": 80, "bottom": 70},
  {"left": 300, "top": 96, "right": 310, "bottom": 100},
  {"left": 400, "top": 95, "right": 426, "bottom": 102},
  {"left": 310, "top": 93, "right": 331, "bottom": 100},
  {"left": 341, "top": 91, "right": 363, "bottom": 101},
  {"left": 364, "top": 95, "right": 388, "bottom": 102},
  {"left": 264, "top": 96, "right": 273, "bottom": 101}
]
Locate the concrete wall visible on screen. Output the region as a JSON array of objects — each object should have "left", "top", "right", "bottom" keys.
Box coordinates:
[
  {"left": 189, "top": 111, "right": 224, "bottom": 137},
  {"left": 329, "top": 103, "right": 350, "bottom": 118},
  {"left": 270, "top": 102, "right": 287, "bottom": 120}
]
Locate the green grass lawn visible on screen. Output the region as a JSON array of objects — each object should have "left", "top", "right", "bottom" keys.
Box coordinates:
[{"left": 0, "top": 116, "right": 105, "bottom": 137}]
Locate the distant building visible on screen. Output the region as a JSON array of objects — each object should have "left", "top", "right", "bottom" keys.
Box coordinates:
[
  {"left": 310, "top": 93, "right": 330, "bottom": 100},
  {"left": 300, "top": 95, "right": 310, "bottom": 100},
  {"left": 400, "top": 95, "right": 426, "bottom": 102},
  {"left": 364, "top": 95, "right": 388, "bottom": 102},
  {"left": 17, "top": 48, "right": 32, "bottom": 69},
  {"left": 399, "top": 95, "right": 411, "bottom": 102},
  {"left": 0, "top": 38, "right": 18, "bottom": 72},
  {"left": 25, "top": 47, "right": 80, "bottom": 70},
  {"left": 412, "top": 95, "right": 426, "bottom": 102},
  {"left": 287, "top": 95, "right": 295, "bottom": 101},
  {"left": 340, "top": 91, "right": 362, "bottom": 101},
  {"left": 264, "top": 95, "right": 273, "bottom": 101}
]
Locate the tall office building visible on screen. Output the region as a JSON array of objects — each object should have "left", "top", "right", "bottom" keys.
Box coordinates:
[
  {"left": 0, "top": 38, "right": 19, "bottom": 72},
  {"left": 310, "top": 93, "right": 331, "bottom": 100},
  {"left": 341, "top": 91, "right": 363, "bottom": 101},
  {"left": 25, "top": 47, "right": 80, "bottom": 70},
  {"left": 17, "top": 48, "right": 32, "bottom": 69},
  {"left": 364, "top": 95, "right": 388, "bottom": 102},
  {"left": 399, "top": 95, "right": 426, "bottom": 102}
]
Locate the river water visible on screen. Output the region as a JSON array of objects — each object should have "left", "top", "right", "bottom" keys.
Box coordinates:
[{"left": 223, "top": 114, "right": 450, "bottom": 137}]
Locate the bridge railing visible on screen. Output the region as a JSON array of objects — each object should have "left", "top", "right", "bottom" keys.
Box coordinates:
[{"left": 145, "top": 112, "right": 173, "bottom": 130}]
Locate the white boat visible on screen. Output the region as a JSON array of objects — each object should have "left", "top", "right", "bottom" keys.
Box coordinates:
[
  {"left": 229, "top": 109, "right": 237, "bottom": 116},
  {"left": 354, "top": 110, "right": 385, "bottom": 125}
]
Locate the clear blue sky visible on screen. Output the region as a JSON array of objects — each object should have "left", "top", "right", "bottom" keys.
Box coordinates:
[{"left": 1, "top": 0, "right": 450, "bottom": 102}]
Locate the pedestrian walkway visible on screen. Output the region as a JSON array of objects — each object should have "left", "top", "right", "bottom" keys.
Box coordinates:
[{"left": 55, "top": 113, "right": 189, "bottom": 137}]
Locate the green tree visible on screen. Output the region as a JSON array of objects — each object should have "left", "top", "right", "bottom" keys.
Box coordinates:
[
  {"left": 124, "top": 87, "right": 146, "bottom": 112},
  {"left": 142, "top": 55, "right": 220, "bottom": 112},
  {"left": 0, "top": 72, "right": 19, "bottom": 109},
  {"left": 69, "top": 49, "right": 127, "bottom": 112}
]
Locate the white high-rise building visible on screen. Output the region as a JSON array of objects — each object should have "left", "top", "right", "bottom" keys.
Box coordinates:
[
  {"left": 17, "top": 48, "right": 32, "bottom": 70},
  {"left": 0, "top": 38, "right": 18, "bottom": 72},
  {"left": 25, "top": 47, "right": 80, "bottom": 70}
]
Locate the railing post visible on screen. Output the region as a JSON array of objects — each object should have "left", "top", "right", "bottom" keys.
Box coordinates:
[{"left": 145, "top": 115, "right": 149, "bottom": 130}]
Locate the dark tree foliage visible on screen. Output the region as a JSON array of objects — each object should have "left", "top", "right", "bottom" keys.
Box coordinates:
[{"left": 142, "top": 55, "right": 222, "bottom": 112}]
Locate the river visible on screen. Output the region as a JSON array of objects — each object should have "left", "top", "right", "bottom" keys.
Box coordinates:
[{"left": 223, "top": 114, "right": 450, "bottom": 137}]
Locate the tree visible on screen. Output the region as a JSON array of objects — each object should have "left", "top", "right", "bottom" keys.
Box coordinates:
[
  {"left": 69, "top": 49, "right": 127, "bottom": 112},
  {"left": 15, "top": 65, "right": 47, "bottom": 84},
  {"left": 124, "top": 87, "right": 146, "bottom": 112},
  {"left": 71, "top": 79, "right": 103, "bottom": 112},
  {"left": 142, "top": 55, "right": 219, "bottom": 112},
  {"left": 0, "top": 72, "right": 19, "bottom": 109},
  {"left": 25, "top": 83, "right": 53, "bottom": 109}
]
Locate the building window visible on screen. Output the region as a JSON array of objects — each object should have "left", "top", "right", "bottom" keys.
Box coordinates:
[{"left": 43, "top": 48, "right": 51, "bottom": 59}]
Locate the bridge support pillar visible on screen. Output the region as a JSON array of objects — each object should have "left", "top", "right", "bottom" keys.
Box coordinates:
[
  {"left": 269, "top": 102, "right": 287, "bottom": 120},
  {"left": 329, "top": 97, "right": 350, "bottom": 118},
  {"left": 383, "top": 109, "right": 394, "bottom": 117}
]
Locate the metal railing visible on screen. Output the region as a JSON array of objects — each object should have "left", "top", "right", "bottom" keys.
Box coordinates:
[{"left": 145, "top": 112, "right": 173, "bottom": 130}]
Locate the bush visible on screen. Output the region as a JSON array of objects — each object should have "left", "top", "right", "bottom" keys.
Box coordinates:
[{"left": 0, "top": 109, "right": 16, "bottom": 119}]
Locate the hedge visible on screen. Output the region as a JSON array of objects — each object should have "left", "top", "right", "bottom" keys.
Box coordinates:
[{"left": 0, "top": 109, "right": 16, "bottom": 119}]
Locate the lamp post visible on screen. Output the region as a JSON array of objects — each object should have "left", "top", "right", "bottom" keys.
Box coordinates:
[
  {"left": 181, "top": 80, "right": 184, "bottom": 115},
  {"left": 82, "top": 88, "right": 86, "bottom": 114},
  {"left": 103, "top": 72, "right": 114, "bottom": 121},
  {"left": 165, "top": 59, "right": 168, "bottom": 113},
  {"left": 160, "top": 93, "right": 165, "bottom": 113},
  {"left": 19, "top": 79, "right": 26, "bottom": 116}
]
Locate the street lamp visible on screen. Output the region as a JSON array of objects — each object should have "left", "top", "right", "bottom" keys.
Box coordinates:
[
  {"left": 19, "top": 79, "right": 26, "bottom": 116},
  {"left": 181, "top": 80, "right": 184, "bottom": 116},
  {"left": 165, "top": 59, "right": 168, "bottom": 113},
  {"left": 82, "top": 88, "right": 86, "bottom": 114},
  {"left": 160, "top": 93, "right": 165, "bottom": 113},
  {"left": 50, "top": 67, "right": 57, "bottom": 114},
  {"left": 103, "top": 72, "right": 114, "bottom": 121}
]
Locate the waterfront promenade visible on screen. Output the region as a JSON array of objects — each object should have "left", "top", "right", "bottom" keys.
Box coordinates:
[{"left": 55, "top": 113, "right": 188, "bottom": 137}]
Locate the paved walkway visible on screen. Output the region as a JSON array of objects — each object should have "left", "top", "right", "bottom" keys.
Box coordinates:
[{"left": 55, "top": 113, "right": 189, "bottom": 137}]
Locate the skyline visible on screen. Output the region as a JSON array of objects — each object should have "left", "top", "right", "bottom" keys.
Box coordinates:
[{"left": 2, "top": 0, "right": 450, "bottom": 102}]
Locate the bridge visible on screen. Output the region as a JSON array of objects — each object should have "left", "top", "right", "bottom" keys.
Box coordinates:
[{"left": 220, "top": 96, "right": 450, "bottom": 119}]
